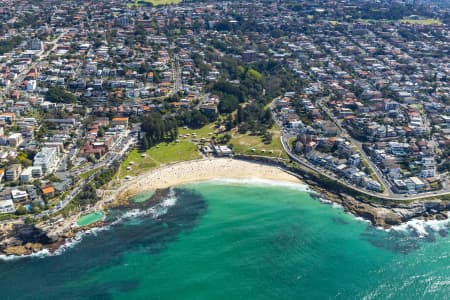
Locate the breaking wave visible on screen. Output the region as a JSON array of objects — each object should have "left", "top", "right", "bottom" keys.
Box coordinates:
[
  {"left": 0, "top": 248, "right": 52, "bottom": 261},
  {"left": 387, "top": 217, "right": 450, "bottom": 238},
  {"left": 0, "top": 191, "right": 179, "bottom": 260},
  {"left": 313, "top": 194, "right": 449, "bottom": 237},
  {"left": 201, "top": 178, "right": 310, "bottom": 191}
]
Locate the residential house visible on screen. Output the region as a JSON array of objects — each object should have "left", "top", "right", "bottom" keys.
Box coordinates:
[
  {"left": 0, "top": 200, "right": 15, "bottom": 214},
  {"left": 6, "top": 164, "right": 22, "bottom": 181}
]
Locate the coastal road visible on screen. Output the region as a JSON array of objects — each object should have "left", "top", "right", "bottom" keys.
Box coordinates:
[
  {"left": 33, "top": 132, "right": 137, "bottom": 220},
  {"left": 315, "top": 97, "right": 392, "bottom": 195},
  {"left": 271, "top": 98, "right": 450, "bottom": 201}
]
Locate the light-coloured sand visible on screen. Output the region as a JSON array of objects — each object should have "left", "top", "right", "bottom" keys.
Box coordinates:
[
  {"left": 37, "top": 158, "right": 301, "bottom": 240},
  {"left": 108, "top": 158, "right": 302, "bottom": 202}
]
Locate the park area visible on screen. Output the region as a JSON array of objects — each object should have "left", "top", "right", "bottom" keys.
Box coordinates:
[
  {"left": 119, "top": 141, "right": 201, "bottom": 178},
  {"left": 130, "top": 0, "right": 181, "bottom": 7},
  {"left": 119, "top": 122, "right": 288, "bottom": 179},
  {"left": 230, "top": 126, "right": 287, "bottom": 159},
  {"left": 400, "top": 18, "right": 442, "bottom": 25}
]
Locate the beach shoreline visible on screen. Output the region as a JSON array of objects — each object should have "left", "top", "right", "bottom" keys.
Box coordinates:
[
  {"left": 109, "top": 156, "right": 448, "bottom": 230},
  {"left": 1, "top": 157, "right": 448, "bottom": 257},
  {"left": 0, "top": 158, "right": 304, "bottom": 257},
  {"left": 109, "top": 158, "right": 302, "bottom": 202}
]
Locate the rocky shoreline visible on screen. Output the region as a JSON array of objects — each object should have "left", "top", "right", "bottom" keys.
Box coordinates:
[
  {"left": 235, "top": 155, "right": 450, "bottom": 229},
  {"left": 0, "top": 157, "right": 449, "bottom": 257},
  {"left": 0, "top": 220, "right": 104, "bottom": 257},
  {"left": 309, "top": 184, "right": 449, "bottom": 228},
  {"left": 0, "top": 188, "right": 171, "bottom": 257}
]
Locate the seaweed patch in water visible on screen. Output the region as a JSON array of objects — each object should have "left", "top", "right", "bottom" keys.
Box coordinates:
[
  {"left": 332, "top": 217, "right": 349, "bottom": 225},
  {"left": 360, "top": 226, "right": 421, "bottom": 254}
]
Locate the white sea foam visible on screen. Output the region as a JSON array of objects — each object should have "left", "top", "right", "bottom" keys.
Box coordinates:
[
  {"left": 54, "top": 225, "right": 113, "bottom": 256},
  {"left": 332, "top": 202, "right": 343, "bottom": 209},
  {"left": 354, "top": 216, "right": 372, "bottom": 224},
  {"left": 0, "top": 248, "right": 52, "bottom": 261},
  {"left": 387, "top": 217, "right": 450, "bottom": 238},
  {"left": 0, "top": 192, "right": 179, "bottom": 260},
  {"left": 315, "top": 193, "right": 450, "bottom": 237},
  {"left": 319, "top": 198, "right": 333, "bottom": 204},
  {"left": 203, "top": 178, "right": 310, "bottom": 192}
]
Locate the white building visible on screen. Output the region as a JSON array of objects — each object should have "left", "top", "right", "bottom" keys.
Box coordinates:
[
  {"left": 31, "top": 166, "right": 43, "bottom": 177},
  {"left": 8, "top": 133, "right": 23, "bottom": 147},
  {"left": 420, "top": 156, "right": 436, "bottom": 178},
  {"left": 420, "top": 168, "right": 436, "bottom": 178},
  {"left": 29, "top": 38, "right": 43, "bottom": 50},
  {"left": 33, "top": 147, "right": 59, "bottom": 174},
  {"left": 0, "top": 200, "right": 15, "bottom": 214},
  {"left": 213, "top": 145, "right": 232, "bottom": 157},
  {"left": 20, "top": 167, "right": 33, "bottom": 183},
  {"left": 366, "top": 179, "right": 382, "bottom": 192},
  {"left": 20, "top": 166, "right": 42, "bottom": 183},
  {"left": 11, "top": 189, "right": 28, "bottom": 202},
  {"left": 405, "top": 176, "right": 425, "bottom": 192},
  {"left": 26, "top": 80, "right": 37, "bottom": 91}
]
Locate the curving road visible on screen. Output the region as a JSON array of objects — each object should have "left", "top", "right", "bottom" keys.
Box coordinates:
[{"left": 272, "top": 98, "right": 450, "bottom": 201}]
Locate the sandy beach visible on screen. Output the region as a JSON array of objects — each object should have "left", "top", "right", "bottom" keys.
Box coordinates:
[
  {"left": 3, "top": 158, "right": 448, "bottom": 256},
  {"left": 28, "top": 158, "right": 301, "bottom": 249},
  {"left": 109, "top": 158, "right": 302, "bottom": 202}
]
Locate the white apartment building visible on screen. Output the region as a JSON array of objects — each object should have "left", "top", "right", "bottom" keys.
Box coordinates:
[{"left": 33, "top": 147, "right": 59, "bottom": 174}]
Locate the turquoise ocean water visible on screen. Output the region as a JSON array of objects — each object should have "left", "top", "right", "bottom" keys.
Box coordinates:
[{"left": 0, "top": 179, "right": 448, "bottom": 299}]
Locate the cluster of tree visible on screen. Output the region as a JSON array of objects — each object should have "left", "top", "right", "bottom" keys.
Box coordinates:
[
  {"left": 210, "top": 65, "right": 265, "bottom": 114},
  {"left": 92, "top": 163, "right": 119, "bottom": 189},
  {"left": 440, "top": 95, "right": 450, "bottom": 105},
  {"left": 437, "top": 145, "right": 450, "bottom": 172},
  {"left": 192, "top": 53, "right": 211, "bottom": 77},
  {"left": 444, "top": 12, "right": 450, "bottom": 26},
  {"left": 214, "top": 20, "right": 238, "bottom": 32},
  {"left": 348, "top": 3, "right": 433, "bottom": 21},
  {"left": 212, "top": 80, "right": 245, "bottom": 101},
  {"left": 237, "top": 103, "right": 273, "bottom": 130},
  {"left": 236, "top": 103, "right": 274, "bottom": 143},
  {"left": 75, "top": 183, "right": 98, "bottom": 206},
  {"left": 200, "top": 52, "right": 303, "bottom": 144},
  {"left": 178, "top": 109, "right": 216, "bottom": 129},
  {"left": 17, "top": 150, "right": 33, "bottom": 168},
  {"left": 15, "top": 204, "right": 27, "bottom": 215},
  {"left": 215, "top": 56, "right": 304, "bottom": 106},
  {"left": 0, "top": 36, "right": 23, "bottom": 55},
  {"left": 61, "top": 163, "right": 120, "bottom": 213},
  {"left": 216, "top": 133, "right": 232, "bottom": 144},
  {"left": 140, "top": 112, "right": 178, "bottom": 149},
  {"left": 45, "top": 86, "right": 77, "bottom": 103},
  {"left": 165, "top": 93, "right": 183, "bottom": 103}
]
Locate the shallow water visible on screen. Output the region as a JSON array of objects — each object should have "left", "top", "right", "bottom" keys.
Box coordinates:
[
  {"left": 76, "top": 211, "right": 104, "bottom": 227},
  {"left": 130, "top": 190, "right": 155, "bottom": 203},
  {"left": 0, "top": 180, "right": 448, "bottom": 299}
]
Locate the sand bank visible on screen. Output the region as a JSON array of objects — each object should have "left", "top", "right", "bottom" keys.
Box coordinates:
[{"left": 109, "top": 158, "right": 301, "bottom": 202}]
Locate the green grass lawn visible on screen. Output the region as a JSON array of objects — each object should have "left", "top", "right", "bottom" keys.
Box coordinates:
[
  {"left": 288, "top": 137, "right": 297, "bottom": 150},
  {"left": 178, "top": 124, "right": 217, "bottom": 142},
  {"left": 400, "top": 18, "right": 442, "bottom": 25},
  {"left": 130, "top": 0, "right": 181, "bottom": 7},
  {"left": 357, "top": 18, "right": 442, "bottom": 25},
  {"left": 120, "top": 148, "right": 158, "bottom": 178},
  {"left": 79, "top": 167, "right": 102, "bottom": 180},
  {"left": 119, "top": 141, "right": 201, "bottom": 178},
  {"left": 148, "top": 141, "right": 200, "bottom": 164},
  {"left": 230, "top": 126, "right": 287, "bottom": 159}
]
